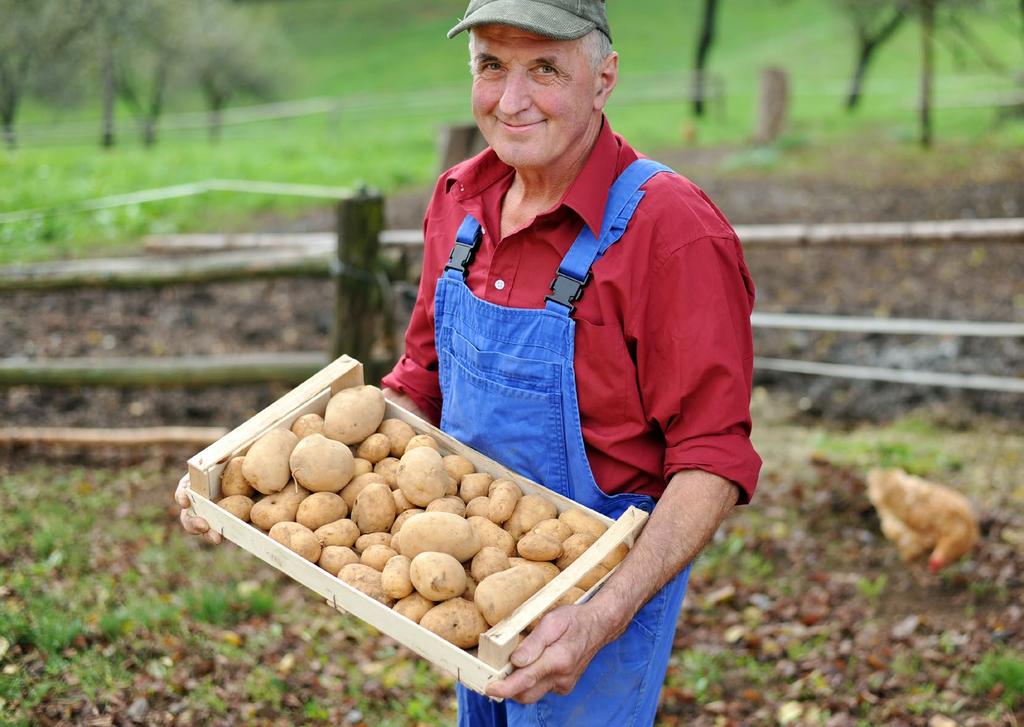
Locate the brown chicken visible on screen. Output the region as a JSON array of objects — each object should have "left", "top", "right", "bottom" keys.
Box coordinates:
[{"left": 866, "top": 468, "right": 980, "bottom": 572}]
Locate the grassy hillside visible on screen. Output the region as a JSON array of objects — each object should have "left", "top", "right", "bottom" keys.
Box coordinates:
[{"left": 1, "top": 0, "right": 1022, "bottom": 263}]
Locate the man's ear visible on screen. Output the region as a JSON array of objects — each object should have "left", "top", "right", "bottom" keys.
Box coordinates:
[{"left": 594, "top": 51, "right": 618, "bottom": 110}]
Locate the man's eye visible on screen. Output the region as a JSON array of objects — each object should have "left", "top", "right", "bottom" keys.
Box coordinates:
[
  {"left": 481, "top": 62, "right": 502, "bottom": 72},
  {"left": 537, "top": 65, "right": 556, "bottom": 74}
]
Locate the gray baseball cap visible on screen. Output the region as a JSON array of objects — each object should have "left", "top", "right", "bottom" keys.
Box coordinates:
[{"left": 447, "top": 0, "right": 611, "bottom": 42}]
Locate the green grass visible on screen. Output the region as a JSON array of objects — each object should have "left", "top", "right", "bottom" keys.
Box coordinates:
[
  {"left": 0, "top": 464, "right": 455, "bottom": 726},
  {"left": 1, "top": 0, "right": 1022, "bottom": 264},
  {"left": 969, "top": 649, "right": 1024, "bottom": 708},
  {"left": 812, "top": 417, "right": 965, "bottom": 475}
]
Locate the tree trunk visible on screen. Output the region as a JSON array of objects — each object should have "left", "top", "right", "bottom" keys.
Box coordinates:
[
  {"left": 693, "top": 0, "right": 719, "bottom": 117},
  {"left": 919, "top": 0, "right": 935, "bottom": 148},
  {"left": 143, "top": 63, "right": 168, "bottom": 148},
  {"left": 208, "top": 98, "right": 224, "bottom": 143},
  {"left": 101, "top": 50, "right": 116, "bottom": 148},
  {"left": 0, "top": 68, "right": 20, "bottom": 149},
  {"left": 847, "top": 41, "right": 874, "bottom": 111},
  {"left": 2, "top": 113, "right": 15, "bottom": 150},
  {"left": 846, "top": 12, "right": 905, "bottom": 111}
]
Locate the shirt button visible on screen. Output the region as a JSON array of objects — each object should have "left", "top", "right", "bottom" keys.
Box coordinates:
[{"left": 494, "top": 279, "right": 505, "bottom": 291}]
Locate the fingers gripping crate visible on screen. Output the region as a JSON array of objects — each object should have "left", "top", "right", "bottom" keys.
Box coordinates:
[{"left": 186, "top": 355, "right": 648, "bottom": 695}]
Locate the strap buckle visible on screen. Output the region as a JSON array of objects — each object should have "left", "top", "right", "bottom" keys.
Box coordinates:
[
  {"left": 444, "top": 242, "right": 477, "bottom": 279},
  {"left": 545, "top": 271, "right": 591, "bottom": 314}
]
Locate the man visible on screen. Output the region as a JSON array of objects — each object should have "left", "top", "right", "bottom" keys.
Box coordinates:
[{"left": 177, "top": 1, "right": 761, "bottom": 723}]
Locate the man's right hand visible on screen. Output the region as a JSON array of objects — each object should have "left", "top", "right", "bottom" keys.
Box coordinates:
[{"left": 175, "top": 473, "right": 222, "bottom": 544}]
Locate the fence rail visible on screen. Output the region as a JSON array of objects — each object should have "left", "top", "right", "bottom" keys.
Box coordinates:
[{"left": 1, "top": 185, "right": 1021, "bottom": 396}]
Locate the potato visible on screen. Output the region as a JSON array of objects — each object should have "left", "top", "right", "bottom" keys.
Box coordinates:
[
  {"left": 373, "top": 457, "right": 400, "bottom": 486},
  {"left": 296, "top": 492, "right": 348, "bottom": 531},
  {"left": 529, "top": 586, "right": 585, "bottom": 631},
  {"left": 426, "top": 496, "right": 467, "bottom": 518},
  {"left": 464, "top": 572, "right": 478, "bottom": 600},
  {"left": 324, "top": 385, "right": 386, "bottom": 445},
  {"left": 465, "top": 496, "right": 490, "bottom": 519},
  {"left": 398, "top": 512, "right": 481, "bottom": 562},
  {"left": 467, "top": 515, "right": 516, "bottom": 557},
  {"left": 377, "top": 418, "right": 416, "bottom": 458},
  {"left": 269, "top": 521, "right": 321, "bottom": 562},
  {"left": 410, "top": 552, "right": 467, "bottom": 601},
  {"left": 558, "top": 509, "right": 608, "bottom": 540},
  {"left": 403, "top": 434, "right": 440, "bottom": 454},
  {"left": 397, "top": 447, "right": 453, "bottom": 508},
  {"left": 319, "top": 545, "right": 359, "bottom": 574},
  {"left": 389, "top": 530, "right": 402, "bottom": 554},
  {"left": 487, "top": 479, "right": 522, "bottom": 524},
  {"left": 352, "top": 482, "right": 397, "bottom": 534},
  {"left": 381, "top": 555, "right": 413, "bottom": 599},
  {"left": 392, "top": 489, "right": 414, "bottom": 513},
  {"left": 289, "top": 433, "right": 355, "bottom": 493},
  {"left": 243, "top": 429, "right": 300, "bottom": 494},
  {"left": 390, "top": 508, "right": 424, "bottom": 534},
  {"left": 341, "top": 473, "right": 389, "bottom": 509},
  {"left": 290, "top": 413, "right": 325, "bottom": 439},
  {"left": 354, "top": 532, "right": 392, "bottom": 554},
  {"left": 555, "top": 533, "right": 598, "bottom": 570},
  {"left": 459, "top": 472, "right": 493, "bottom": 503},
  {"left": 474, "top": 566, "right": 548, "bottom": 626},
  {"left": 516, "top": 532, "right": 563, "bottom": 562},
  {"left": 471, "top": 546, "right": 511, "bottom": 583},
  {"left": 419, "top": 598, "right": 488, "bottom": 648},
  {"left": 356, "top": 433, "right": 392, "bottom": 464},
  {"left": 600, "top": 543, "right": 630, "bottom": 570},
  {"left": 352, "top": 458, "right": 373, "bottom": 477},
  {"left": 393, "top": 592, "right": 434, "bottom": 623},
  {"left": 504, "top": 494, "right": 558, "bottom": 540},
  {"left": 338, "top": 563, "right": 392, "bottom": 605},
  {"left": 249, "top": 484, "right": 309, "bottom": 530},
  {"left": 514, "top": 560, "right": 560, "bottom": 584},
  {"left": 216, "top": 495, "right": 253, "bottom": 522},
  {"left": 576, "top": 564, "right": 609, "bottom": 590},
  {"left": 361, "top": 544, "right": 399, "bottom": 572},
  {"left": 220, "top": 456, "right": 255, "bottom": 497},
  {"left": 532, "top": 518, "right": 573, "bottom": 543},
  {"left": 443, "top": 454, "right": 476, "bottom": 483},
  {"left": 314, "top": 518, "right": 359, "bottom": 548}
]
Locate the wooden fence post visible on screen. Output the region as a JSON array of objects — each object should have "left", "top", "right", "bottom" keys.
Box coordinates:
[
  {"left": 331, "top": 188, "right": 385, "bottom": 380},
  {"left": 754, "top": 66, "right": 789, "bottom": 145},
  {"left": 438, "top": 123, "right": 487, "bottom": 174}
]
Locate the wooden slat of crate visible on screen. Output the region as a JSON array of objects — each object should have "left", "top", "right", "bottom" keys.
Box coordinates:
[{"left": 186, "top": 355, "right": 647, "bottom": 694}]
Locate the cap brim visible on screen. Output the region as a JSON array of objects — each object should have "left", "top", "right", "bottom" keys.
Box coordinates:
[{"left": 447, "top": 0, "right": 595, "bottom": 40}]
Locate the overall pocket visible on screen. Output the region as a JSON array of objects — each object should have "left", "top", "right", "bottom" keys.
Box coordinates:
[{"left": 439, "top": 331, "right": 569, "bottom": 496}]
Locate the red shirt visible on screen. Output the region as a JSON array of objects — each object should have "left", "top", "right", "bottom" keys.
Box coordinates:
[{"left": 382, "top": 119, "right": 761, "bottom": 503}]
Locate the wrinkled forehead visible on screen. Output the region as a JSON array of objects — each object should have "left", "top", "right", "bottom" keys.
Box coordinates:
[{"left": 470, "top": 23, "right": 583, "bottom": 59}]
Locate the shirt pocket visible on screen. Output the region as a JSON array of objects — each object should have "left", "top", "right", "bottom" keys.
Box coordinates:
[{"left": 573, "top": 318, "right": 639, "bottom": 425}]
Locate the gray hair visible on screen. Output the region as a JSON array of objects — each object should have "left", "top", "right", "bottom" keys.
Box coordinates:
[{"left": 468, "top": 28, "right": 613, "bottom": 74}]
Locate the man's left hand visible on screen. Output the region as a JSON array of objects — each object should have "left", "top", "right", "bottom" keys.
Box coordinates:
[{"left": 484, "top": 602, "right": 612, "bottom": 704}]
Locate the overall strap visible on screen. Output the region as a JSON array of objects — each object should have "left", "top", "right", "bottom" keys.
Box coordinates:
[
  {"left": 545, "top": 159, "right": 674, "bottom": 315},
  {"left": 444, "top": 214, "right": 483, "bottom": 281}
]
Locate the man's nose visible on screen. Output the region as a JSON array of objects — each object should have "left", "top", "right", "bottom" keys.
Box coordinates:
[{"left": 498, "top": 70, "right": 531, "bottom": 116}]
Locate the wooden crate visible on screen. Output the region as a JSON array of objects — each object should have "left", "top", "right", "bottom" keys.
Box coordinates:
[{"left": 186, "top": 355, "right": 648, "bottom": 695}]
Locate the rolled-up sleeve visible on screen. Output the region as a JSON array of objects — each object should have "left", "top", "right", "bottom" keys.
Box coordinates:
[{"left": 636, "top": 234, "right": 762, "bottom": 503}]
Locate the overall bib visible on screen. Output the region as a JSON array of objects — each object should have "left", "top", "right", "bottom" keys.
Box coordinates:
[{"left": 436, "top": 159, "right": 692, "bottom": 727}]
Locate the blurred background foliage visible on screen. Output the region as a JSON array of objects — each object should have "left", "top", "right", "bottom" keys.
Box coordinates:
[{"left": 1, "top": 0, "right": 1022, "bottom": 262}]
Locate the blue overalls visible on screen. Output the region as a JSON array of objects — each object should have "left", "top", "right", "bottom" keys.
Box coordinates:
[{"left": 435, "top": 159, "right": 692, "bottom": 727}]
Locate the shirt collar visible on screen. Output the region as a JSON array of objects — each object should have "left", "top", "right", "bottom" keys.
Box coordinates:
[{"left": 443, "top": 116, "right": 625, "bottom": 238}]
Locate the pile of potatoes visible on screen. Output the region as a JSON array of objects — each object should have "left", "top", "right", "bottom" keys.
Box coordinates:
[{"left": 215, "top": 384, "right": 627, "bottom": 651}]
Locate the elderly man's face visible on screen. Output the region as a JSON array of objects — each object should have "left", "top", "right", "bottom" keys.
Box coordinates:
[{"left": 470, "top": 25, "right": 615, "bottom": 177}]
